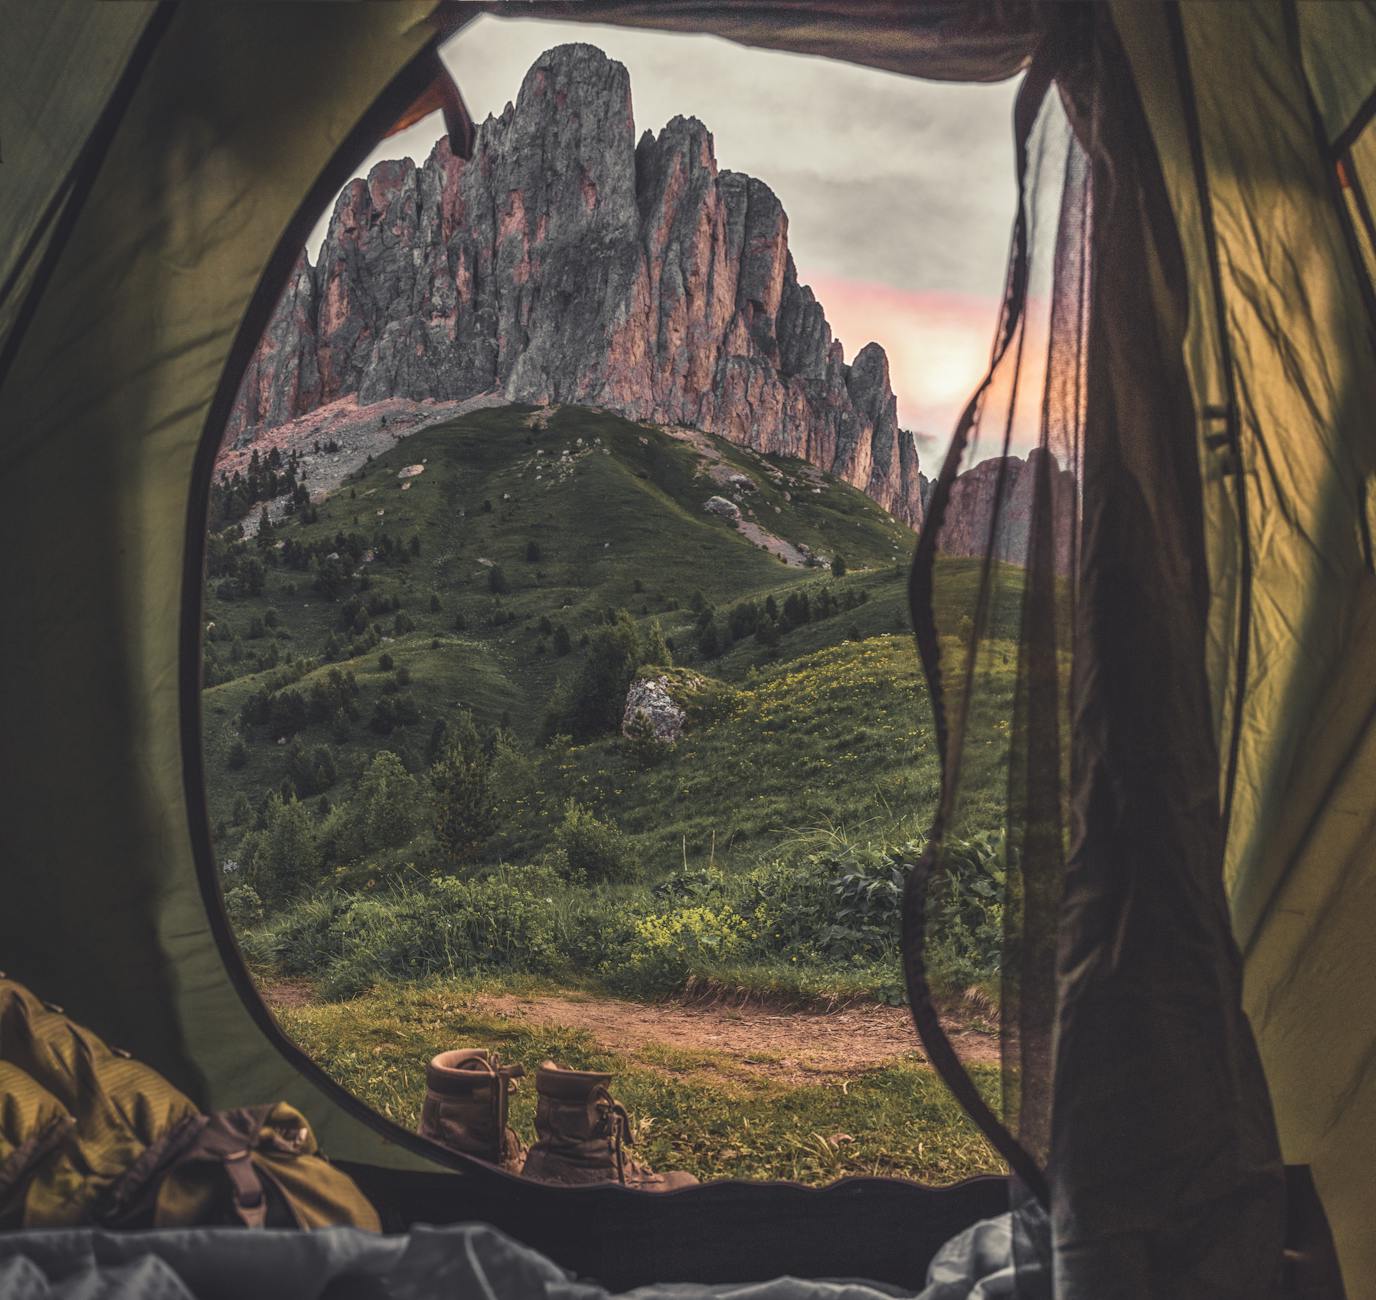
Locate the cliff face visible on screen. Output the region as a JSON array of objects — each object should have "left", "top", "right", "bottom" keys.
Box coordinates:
[
  {"left": 227, "top": 43, "right": 926, "bottom": 527},
  {"left": 936, "top": 447, "right": 1077, "bottom": 571}
]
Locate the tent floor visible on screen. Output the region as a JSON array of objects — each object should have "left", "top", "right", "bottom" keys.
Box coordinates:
[
  {"left": 338, "top": 1163, "right": 1009, "bottom": 1290},
  {"left": 336, "top": 1164, "right": 1344, "bottom": 1294}
]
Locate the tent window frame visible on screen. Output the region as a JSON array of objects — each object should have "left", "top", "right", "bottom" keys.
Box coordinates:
[{"left": 174, "top": 19, "right": 1018, "bottom": 1256}]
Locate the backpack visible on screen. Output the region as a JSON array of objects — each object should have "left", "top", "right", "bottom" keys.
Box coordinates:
[{"left": 0, "top": 976, "right": 379, "bottom": 1231}]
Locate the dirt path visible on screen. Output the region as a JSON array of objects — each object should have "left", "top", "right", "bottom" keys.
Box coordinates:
[
  {"left": 262, "top": 978, "right": 997, "bottom": 1084},
  {"left": 662, "top": 423, "right": 819, "bottom": 568},
  {"left": 474, "top": 991, "right": 998, "bottom": 1083}
]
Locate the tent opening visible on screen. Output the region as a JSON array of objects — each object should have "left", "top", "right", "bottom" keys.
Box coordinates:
[{"left": 197, "top": 13, "right": 1041, "bottom": 1191}]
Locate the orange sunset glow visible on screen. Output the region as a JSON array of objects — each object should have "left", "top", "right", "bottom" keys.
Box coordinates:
[{"left": 813, "top": 274, "right": 1049, "bottom": 464}]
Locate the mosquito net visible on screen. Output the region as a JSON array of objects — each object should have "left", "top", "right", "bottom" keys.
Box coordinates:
[{"left": 903, "top": 11, "right": 1286, "bottom": 1295}]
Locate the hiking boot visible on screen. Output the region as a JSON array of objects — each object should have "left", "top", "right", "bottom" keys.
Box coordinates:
[
  {"left": 520, "top": 1061, "right": 697, "bottom": 1191},
  {"left": 417, "top": 1049, "right": 526, "bottom": 1171}
]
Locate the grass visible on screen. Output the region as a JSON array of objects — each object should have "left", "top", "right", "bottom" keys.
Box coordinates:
[
  {"left": 276, "top": 978, "right": 1001, "bottom": 1187},
  {"left": 204, "top": 406, "right": 925, "bottom": 824},
  {"left": 205, "top": 404, "right": 1025, "bottom": 896},
  {"left": 209, "top": 404, "right": 1024, "bottom": 1185}
]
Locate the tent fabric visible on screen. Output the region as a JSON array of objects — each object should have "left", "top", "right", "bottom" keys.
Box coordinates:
[
  {"left": 1110, "top": 4, "right": 1376, "bottom": 1291},
  {"left": 1048, "top": 11, "right": 1284, "bottom": 1295},
  {"left": 904, "top": 5, "right": 1287, "bottom": 1293},
  {"left": 469, "top": 1, "right": 1039, "bottom": 84},
  {"left": 1342, "top": 127, "right": 1376, "bottom": 292},
  {"left": 1297, "top": 2, "right": 1376, "bottom": 149},
  {"left": 0, "top": 0, "right": 445, "bottom": 1170},
  {"left": 0, "top": 3, "right": 157, "bottom": 364}
]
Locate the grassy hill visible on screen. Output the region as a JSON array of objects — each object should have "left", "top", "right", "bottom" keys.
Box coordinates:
[{"left": 204, "top": 404, "right": 1021, "bottom": 1004}]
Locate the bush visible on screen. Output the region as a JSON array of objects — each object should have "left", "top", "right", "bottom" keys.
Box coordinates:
[
  {"left": 378, "top": 652, "right": 394, "bottom": 672},
  {"left": 297, "top": 872, "right": 567, "bottom": 1000},
  {"left": 614, "top": 904, "right": 748, "bottom": 996},
  {"left": 488, "top": 565, "right": 509, "bottom": 595},
  {"left": 525, "top": 541, "right": 542, "bottom": 563},
  {"left": 238, "top": 822, "right": 1003, "bottom": 1006},
  {"left": 227, "top": 738, "right": 248, "bottom": 771},
  {"left": 924, "top": 832, "right": 1005, "bottom": 994},
  {"left": 270, "top": 893, "right": 355, "bottom": 975},
  {"left": 552, "top": 801, "right": 639, "bottom": 883},
  {"left": 224, "top": 884, "right": 265, "bottom": 929}
]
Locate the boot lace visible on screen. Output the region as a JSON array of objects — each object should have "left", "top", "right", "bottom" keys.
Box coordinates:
[{"left": 591, "top": 1087, "right": 634, "bottom": 1184}]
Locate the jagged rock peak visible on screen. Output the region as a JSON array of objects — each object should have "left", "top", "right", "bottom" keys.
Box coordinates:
[{"left": 226, "top": 42, "right": 926, "bottom": 529}]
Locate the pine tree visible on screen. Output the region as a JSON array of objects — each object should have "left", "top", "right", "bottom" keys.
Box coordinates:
[
  {"left": 430, "top": 714, "right": 497, "bottom": 868},
  {"left": 356, "top": 751, "right": 421, "bottom": 849},
  {"left": 639, "top": 617, "right": 671, "bottom": 668},
  {"left": 248, "top": 793, "right": 318, "bottom": 905}
]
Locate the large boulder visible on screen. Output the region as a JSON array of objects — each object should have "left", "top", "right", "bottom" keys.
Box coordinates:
[
  {"left": 621, "top": 668, "right": 729, "bottom": 748},
  {"left": 622, "top": 675, "right": 687, "bottom": 747}
]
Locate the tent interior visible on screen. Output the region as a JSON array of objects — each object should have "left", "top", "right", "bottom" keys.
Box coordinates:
[{"left": 1, "top": 2, "right": 1373, "bottom": 1296}]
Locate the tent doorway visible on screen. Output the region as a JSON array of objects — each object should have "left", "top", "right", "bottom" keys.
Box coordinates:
[{"left": 199, "top": 16, "right": 1030, "bottom": 1194}]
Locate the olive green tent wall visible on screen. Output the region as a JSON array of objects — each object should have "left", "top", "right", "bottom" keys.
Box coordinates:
[
  {"left": 2, "top": 0, "right": 1374, "bottom": 1291},
  {"left": 0, "top": 4, "right": 156, "bottom": 356},
  {"left": 1111, "top": 4, "right": 1376, "bottom": 1289},
  {"left": 0, "top": 0, "right": 444, "bottom": 1172}
]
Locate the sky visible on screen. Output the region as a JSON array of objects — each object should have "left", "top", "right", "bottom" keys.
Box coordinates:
[{"left": 308, "top": 15, "right": 1025, "bottom": 452}]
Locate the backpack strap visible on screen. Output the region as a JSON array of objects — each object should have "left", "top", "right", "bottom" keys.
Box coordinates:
[
  {"left": 152, "top": 1106, "right": 281, "bottom": 1229},
  {"left": 0, "top": 1062, "right": 75, "bottom": 1225}
]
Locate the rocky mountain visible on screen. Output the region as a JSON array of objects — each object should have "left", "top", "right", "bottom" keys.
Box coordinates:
[
  {"left": 933, "top": 447, "right": 1078, "bottom": 571},
  {"left": 228, "top": 43, "right": 926, "bottom": 526}
]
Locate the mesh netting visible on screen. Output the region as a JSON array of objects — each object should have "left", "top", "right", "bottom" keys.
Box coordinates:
[{"left": 901, "top": 37, "right": 1088, "bottom": 1284}]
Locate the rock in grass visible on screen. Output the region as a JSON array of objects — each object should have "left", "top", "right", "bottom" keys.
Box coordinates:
[
  {"left": 621, "top": 668, "right": 731, "bottom": 749},
  {"left": 623, "top": 675, "right": 687, "bottom": 747}
]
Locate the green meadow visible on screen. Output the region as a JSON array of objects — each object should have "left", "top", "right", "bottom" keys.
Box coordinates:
[{"left": 204, "top": 404, "right": 1019, "bottom": 1185}]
